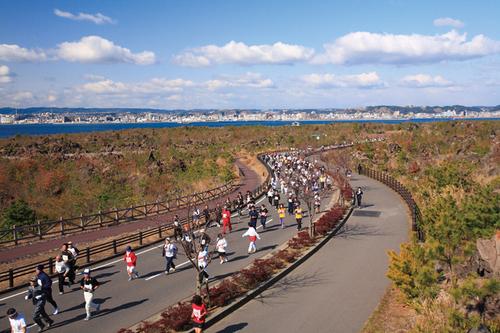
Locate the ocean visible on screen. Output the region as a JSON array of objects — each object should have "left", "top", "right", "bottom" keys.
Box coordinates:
[{"left": 0, "top": 118, "right": 498, "bottom": 139}]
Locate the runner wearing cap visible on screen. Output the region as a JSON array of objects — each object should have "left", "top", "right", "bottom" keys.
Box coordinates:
[
  {"left": 26, "top": 276, "right": 54, "bottom": 331},
  {"left": 6, "top": 308, "right": 27, "bottom": 333},
  {"left": 124, "top": 246, "right": 139, "bottom": 281},
  {"left": 80, "top": 269, "right": 100, "bottom": 320},
  {"left": 35, "top": 264, "right": 59, "bottom": 315}
]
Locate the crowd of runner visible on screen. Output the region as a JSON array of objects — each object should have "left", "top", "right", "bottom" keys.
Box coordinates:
[{"left": 6, "top": 152, "right": 353, "bottom": 333}]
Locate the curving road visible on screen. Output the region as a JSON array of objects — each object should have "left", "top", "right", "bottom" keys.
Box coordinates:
[
  {"left": 208, "top": 173, "right": 409, "bottom": 333},
  {"left": 0, "top": 191, "right": 335, "bottom": 333}
]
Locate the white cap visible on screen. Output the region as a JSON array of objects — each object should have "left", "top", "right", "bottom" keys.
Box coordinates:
[{"left": 83, "top": 268, "right": 90, "bottom": 275}]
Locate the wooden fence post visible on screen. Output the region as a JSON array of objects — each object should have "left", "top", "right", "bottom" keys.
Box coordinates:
[
  {"left": 113, "top": 240, "right": 117, "bottom": 254},
  {"left": 98, "top": 211, "right": 103, "bottom": 227},
  {"left": 80, "top": 213, "right": 84, "bottom": 230},
  {"left": 8, "top": 269, "right": 14, "bottom": 288},
  {"left": 12, "top": 225, "right": 18, "bottom": 245},
  {"left": 143, "top": 202, "right": 147, "bottom": 216},
  {"left": 114, "top": 208, "right": 119, "bottom": 224},
  {"left": 60, "top": 217, "right": 65, "bottom": 235},
  {"left": 139, "top": 231, "right": 143, "bottom": 245},
  {"left": 158, "top": 226, "right": 162, "bottom": 239},
  {"left": 130, "top": 206, "right": 134, "bottom": 219},
  {"left": 86, "top": 247, "right": 90, "bottom": 263},
  {"left": 37, "top": 220, "right": 42, "bottom": 240},
  {"left": 48, "top": 257, "right": 53, "bottom": 275},
  {"left": 156, "top": 201, "right": 160, "bottom": 214}
]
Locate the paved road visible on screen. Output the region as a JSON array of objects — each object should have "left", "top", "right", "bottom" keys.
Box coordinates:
[
  {"left": 0, "top": 159, "right": 261, "bottom": 264},
  {"left": 208, "top": 174, "right": 409, "bottom": 333},
  {"left": 0, "top": 191, "right": 335, "bottom": 333}
]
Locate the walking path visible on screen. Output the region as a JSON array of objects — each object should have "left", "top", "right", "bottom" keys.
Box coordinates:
[
  {"left": 0, "top": 188, "right": 335, "bottom": 333},
  {"left": 208, "top": 173, "right": 409, "bottom": 333},
  {"left": 0, "top": 159, "right": 260, "bottom": 264}
]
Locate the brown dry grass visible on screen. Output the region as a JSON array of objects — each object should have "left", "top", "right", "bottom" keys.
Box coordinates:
[
  {"left": 238, "top": 151, "right": 268, "bottom": 183},
  {"left": 361, "top": 284, "right": 416, "bottom": 333}
]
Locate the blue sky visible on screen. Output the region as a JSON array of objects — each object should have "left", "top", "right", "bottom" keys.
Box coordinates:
[{"left": 0, "top": 0, "right": 499, "bottom": 109}]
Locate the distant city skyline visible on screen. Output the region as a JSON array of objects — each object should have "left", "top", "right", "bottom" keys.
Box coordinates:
[{"left": 1, "top": 0, "right": 499, "bottom": 108}]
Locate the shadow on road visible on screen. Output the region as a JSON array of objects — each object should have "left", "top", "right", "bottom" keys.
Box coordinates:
[
  {"left": 94, "top": 270, "right": 120, "bottom": 280},
  {"left": 213, "top": 322, "right": 249, "bottom": 332},
  {"left": 334, "top": 223, "right": 385, "bottom": 240},
  {"left": 256, "top": 244, "right": 277, "bottom": 253},
  {"left": 254, "top": 271, "right": 326, "bottom": 305}
]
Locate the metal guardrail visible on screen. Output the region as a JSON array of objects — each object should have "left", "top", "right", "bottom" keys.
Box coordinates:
[{"left": 358, "top": 166, "right": 425, "bottom": 241}]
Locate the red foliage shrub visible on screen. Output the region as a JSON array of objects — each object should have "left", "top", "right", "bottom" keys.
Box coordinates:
[
  {"left": 275, "top": 249, "right": 298, "bottom": 263},
  {"left": 314, "top": 205, "right": 346, "bottom": 235},
  {"left": 208, "top": 280, "right": 242, "bottom": 307},
  {"left": 254, "top": 257, "right": 285, "bottom": 270},
  {"left": 234, "top": 263, "right": 274, "bottom": 289},
  {"left": 288, "top": 231, "right": 315, "bottom": 249},
  {"left": 157, "top": 302, "right": 192, "bottom": 332}
]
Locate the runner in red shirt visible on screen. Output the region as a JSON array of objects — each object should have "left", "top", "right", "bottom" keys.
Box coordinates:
[
  {"left": 221, "top": 206, "right": 232, "bottom": 234},
  {"left": 191, "top": 295, "right": 207, "bottom": 333},
  {"left": 124, "top": 246, "right": 139, "bottom": 281}
]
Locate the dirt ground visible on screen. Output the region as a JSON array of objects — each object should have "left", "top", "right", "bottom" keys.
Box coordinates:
[
  {"left": 361, "top": 284, "right": 416, "bottom": 333},
  {"left": 238, "top": 152, "right": 268, "bottom": 183}
]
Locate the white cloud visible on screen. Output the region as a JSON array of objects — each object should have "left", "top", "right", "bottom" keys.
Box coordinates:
[
  {"left": 0, "top": 65, "right": 12, "bottom": 83},
  {"left": 54, "top": 9, "right": 115, "bottom": 25},
  {"left": 174, "top": 41, "right": 314, "bottom": 67},
  {"left": 47, "top": 94, "right": 58, "bottom": 102},
  {"left": 401, "top": 74, "right": 453, "bottom": 88},
  {"left": 313, "top": 30, "right": 500, "bottom": 65},
  {"left": 79, "top": 77, "right": 194, "bottom": 94},
  {"left": 302, "top": 72, "right": 384, "bottom": 89},
  {"left": 433, "top": 17, "right": 464, "bottom": 28},
  {"left": 57, "top": 36, "right": 156, "bottom": 65},
  {"left": 0, "top": 44, "right": 47, "bottom": 62},
  {"left": 205, "top": 72, "right": 274, "bottom": 90}
]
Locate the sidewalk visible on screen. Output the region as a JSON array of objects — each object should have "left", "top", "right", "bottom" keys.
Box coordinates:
[
  {"left": 0, "top": 159, "right": 261, "bottom": 264},
  {"left": 207, "top": 174, "right": 409, "bottom": 333}
]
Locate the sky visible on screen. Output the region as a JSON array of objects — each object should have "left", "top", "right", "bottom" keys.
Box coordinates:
[{"left": 0, "top": 0, "right": 499, "bottom": 109}]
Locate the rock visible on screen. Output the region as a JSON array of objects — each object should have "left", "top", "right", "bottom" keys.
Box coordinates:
[{"left": 476, "top": 232, "right": 500, "bottom": 277}]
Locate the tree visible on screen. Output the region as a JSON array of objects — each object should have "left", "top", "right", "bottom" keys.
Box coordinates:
[{"left": 2, "top": 200, "right": 36, "bottom": 229}]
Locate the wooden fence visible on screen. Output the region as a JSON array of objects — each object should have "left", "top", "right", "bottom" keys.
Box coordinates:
[
  {"left": 0, "top": 181, "right": 239, "bottom": 246},
  {"left": 358, "top": 166, "right": 425, "bottom": 241}
]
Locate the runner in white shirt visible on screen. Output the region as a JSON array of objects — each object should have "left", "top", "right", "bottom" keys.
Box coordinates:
[
  {"left": 242, "top": 224, "right": 261, "bottom": 254},
  {"left": 197, "top": 249, "right": 210, "bottom": 282},
  {"left": 6, "top": 308, "right": 27, "bottom": 333},
  {"left": 215, "top": 234, "right": 228, "bottom": 264}
]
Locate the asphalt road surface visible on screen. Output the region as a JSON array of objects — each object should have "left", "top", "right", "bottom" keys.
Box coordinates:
[
  {"left": 208, "top": 173, "right": 409, "bottom": 333},
  {"left": 0, "top": 192, "right": 335, "bottom": 333}
]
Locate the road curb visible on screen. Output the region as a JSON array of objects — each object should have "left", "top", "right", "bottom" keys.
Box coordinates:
[{"left": 191, "top": 205, "right": 354, "bottom": 332}]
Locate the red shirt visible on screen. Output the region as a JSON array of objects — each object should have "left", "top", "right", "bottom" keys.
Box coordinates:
[
  {"left": 222, "top": 209, "right": 231, "bottom": 224},
  {"left": 191, "top": 303, "right": 207, "bottom": 324},
  {"left": 124, "top": 251, "right": 137, "bottom": 267}
]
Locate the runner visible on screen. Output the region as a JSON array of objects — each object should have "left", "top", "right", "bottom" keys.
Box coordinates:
[
  {"left": 55, "top": 255, "right": 69, "bottom": 294},
  {"left": 215, "top": 203, "right": 223, "bottom": 227},
  {"left": 221, "top": 205, "right": 232, "bottom": 234},
  {"left": 273, "top": 190, "right": 280, "bottom": 209},
  {"left": 124, "top": 246, "right": 140, "bottom": 281},
  {"left": 278, "top": 203, "right": 286, "bottom": 229},
  {"left": 314, "top": 194, "right": 321, "bottom": 214},
  {"left": 248, "top": 206, "right": 258, "bottom": 229},
  {"left": 199, "top": 229, "right": 211, "bottom": 252},
  {"left": 202, "top": 205, "right": 211, "bottom": 227},
  {"left": 25, "top": 277, "right": 54, "bottom": 330},
  {"left": 80, "top": 268, "right": 100, "bottom": 321},
  {"left": 197, "top": 248, "right": 210, "bottom": 283},
  {"left": 6, "top": 308, "right": 27, "bottom": 333},
  {"left": 192, "top": 207, "right": 201, "bottom": 228},
  {"left": 294, "top": 206, "right": 303, "bottom": 231},
  {"left": 182, "top": 230, "right": 195, "bottom": 256},
  {"left": 35, "top": 264, "right": 59, "bottom": 315},
  {"left": 162, "top": 238, "right": 177, "bottom": 275},
  {"left": 191, "top": 295, "right": 207, "bottom": 333},
  {"left": 67, "top": 241, "right": 80, "bottom": 271},
  {"left": 216, "top": 233, "right": 228, "bottom": 264},
  {"left": 242, "top": 223, "right": 261, "bottom": 254},
  {"left": 61, "top": 243, "right": 76, "bottom": 284},
  {"left": 173, "top": 214, "right": 182, "bottom": 240},
  {"left": 287, "top": 194, "right": 294, "bottom": 215},
  {"left": 259, "top": 204, "right": 268, "bottom": 230},
  {"left": 267, "top": 187, "right": 274, "bottom": 205},
  {"left": 236, "top": 192, "right": 244, "bottom": 219},
  {"left": 356, "top": 187, "right": 364, "bottom": 208}
]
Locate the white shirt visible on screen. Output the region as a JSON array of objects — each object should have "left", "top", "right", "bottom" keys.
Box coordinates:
[
  {"left": 163, "top": 243, "right": 177, "bottom": 258},
  {"left": 216, "top": 238, "right": 227, "bottom": 253},
  {"left": 198, "top": 250, "right": 208, "bottom": 268},
  {"left": 55, "top": 261, "right": 68, "bottom": 274},
  {"left": 9, "top": 314, "right": 27, "bottom": 333}
]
